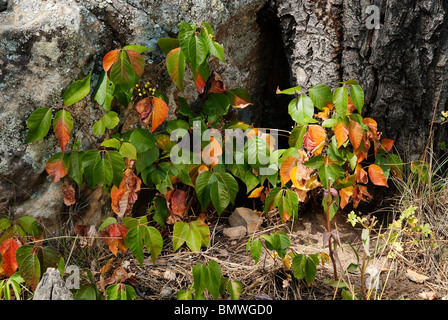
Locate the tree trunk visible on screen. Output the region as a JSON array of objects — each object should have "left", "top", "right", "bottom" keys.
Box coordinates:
[{"left": 273, "top": 0, "right": 448, "bottom": 160}]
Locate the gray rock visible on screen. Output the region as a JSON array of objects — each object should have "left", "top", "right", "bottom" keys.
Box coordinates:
[
  {"left": 228, "top": 207, "right": 263, "bottom": 234},
  {"left": 223, "top": 225, "right": 247, "bottom": 239},
  {"left": 33, "top": 268, "right": 74, "bottom": 300}
]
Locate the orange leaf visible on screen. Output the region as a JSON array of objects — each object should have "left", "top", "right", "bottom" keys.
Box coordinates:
[
  {"left": 150, "top": 97, "right": 169, "bottom": 132},
  {"left": 334, "top": 122, "right": 349, "bottom": 148},
  {"left": 202, "top": 135, "right": 222, "bottom": 169},
  {"left": 349, "top": 120, "right": 363, "bottom": 150},
  {"left": 101, "top": 223, "right": 128, "bottom": 256},
  {"left": 0, "top": 238, "right": 20, "bottom": 277},
  {"left": 308, "top": 125, "right": 326, "bottom": 155},
  {"left": 355, "top": 164, "right": 369, "bottom": 184},
  {"left": 209, "top": 71, "right": 228, "bottom": 94},
  {"left": 111, "top": 169, "right": 141, "bottom": 218},
  {"left": 362, "top": 117, "right": 378, "bottom": 139},
  {"left": 347, "top": 97, "right": 356, "bottom": 114},
  {"left": 368, "top": 164, "right": 388, "bottom": 187},
  {"left": 103, "top": 49, "right": 120, "bottom": 72},
  {"left": 280, "top": 156, "right": 298, "bottom": 186},
  {"left": 381, "top": 138, "right": 394, "bottom": 152},
  {"left": 352, "top": 185, "right": 372, "bottom": 208},
  {"left": 339, "top": 186, "right": 354, "bottom": 209},
  {"left": 248, "top": 186, "right": 265, "bottom": 198},
  {"left": 194, "top": 68, "right": 207, "bottom": 94},
  {"left": 45, "top": 155, "right": 69, "bottom": 183},
  {"left": 126, "top": 50, "right": 145, "bottom": 77}
]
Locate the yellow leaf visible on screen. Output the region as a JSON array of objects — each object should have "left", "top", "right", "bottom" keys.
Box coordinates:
[{"left": 248, "top": 186, "right": 265, "bottom": 198}]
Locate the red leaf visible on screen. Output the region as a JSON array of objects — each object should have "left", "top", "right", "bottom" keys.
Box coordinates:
[
  {"left": 111, "top": 169, "right": 141, "bottom": 218},
  {"left": 45, "top": 155, "right": 69, "bottom": 183},
  {"left": 0, "top": 238, "right": 20, "bottom": 276},
  {"left": 209, "top": 72, "right": 227, "bottom": 94},
  {"left": 126, "top": 50, "right": 145, "bottom": 77},
  {"left": 101, "top": 223, "right": 129, "bottom": 256},
  {"left": 103, "top": 49, "right": 120, "bottom": 72},
  {"left": 166, "top": 189, "right": 187, "bottom": 218},
  {"left": 355, "top": 164, "right": 369, "bottom": 184},
  {"left": 349, "top": 120, "right": 363, "bottom": 150},
  {"left": 53, "top": 111, "right": 72, "bottom": 154},
  {"left": 166, "top": 47, "right": 185, "bottom": 91},
  {"left": 362, "top": 118, "right": 378, "bottom": 139},
  {"left": 308, "top": 125, "right": 326, "bottom": 155},
  {"left": 381, "top": 138, "right": 394, "bottom": 152},
  {"left": 368, "top": 164, "right": 388, "bottom": 187},
  {"left": 352, "top": 185, "right": 372, "bottom": 208}
]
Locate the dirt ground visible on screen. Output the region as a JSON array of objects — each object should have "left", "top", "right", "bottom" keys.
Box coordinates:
[{"left": 127, "top": 207, "right": 447, "bottom": 300}]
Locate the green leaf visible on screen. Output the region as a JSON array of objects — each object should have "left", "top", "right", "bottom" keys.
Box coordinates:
[
  {"left": 333, "top": 86, "right": 348, "bottom": 116},
  {"left": 277, "top": 86, "right": 301, "bottom": 95},
  {"left": 98, "top": 217, "right": 117, "bottom": 233},
  {"left": 93, "top": 119, "right": 105, "bottom": 136},
  {"left": 103, "top": 111, "right": 120, "bottom": 129},
  {"left": 350, "top": 84, "right": 364, "bottom": 114},
  {"left": 158, "top": 38, "right": 180, "bottom": 55},
  {"left": 289, "top": 125, "right": 307, "bottom": 148},
  {"left": 166, "top": 119, "right": 190, "bottom": 134},
  {"left": 188, "top": 34, "right": 208, "bottom": 70},
  {"left": 94, "top": 71, "right": 115, "bottom": 111},
  {"left": 292, "top": 254, "right": 306, "bottom": 280},
  {"left": 204, "top": 260, "right": 221, "bottom": 299},
  {"left": 166, "top": 47, "right": 186, "bottom": 92},
  {"left": 93, "top": 155, "right": 113, "bottom": 187},
  {"left": 192, "top": 264, "right": 206, "bottom": 297},
  {"left": 68, "top": 151, "right": 84, "bottom": 186},
  {"left": 305, "top": 257, "right": 317, "bottom": 284},
  {"left": 203, "top": 93, "right": 230, "bottom": 117},
  {"left": 143, "top": 226, "right": 163, "bottom": 265},
  {"left": 214, "top": 172, "right": 238, "bottom": 204},
  {"left": 104, "top": 150, "right": 125, "bottom": 187},
  {"left": 309, "top": 84, "right": 332, "bottom": 110},
  {"left": 195, "top": 171, "right": 214, "bottom": 210},
  {"left": 19, "top": 216, "right": 40, "bottom": 237},
  {"left": 122, "top": 44, "right": 151, "bottom": 53},
  {"left": 263, "top": 187, "right": 282, "bottom": 213},
  {"left": 0, "top": 218, "right": 11, "bottom": 232},
  {"left": 178, "top": 96, "right": 197, "bottom": 118},
  {"left": 129, "top": 128, "right": 156, "bottom": 153},
  {"left": 303, "top": 155, "right": 324, "bottom": 169},
  {"left": 227, "top": 280, "right": 242, "bottom": 300},
  {"left": 288, "top": 95, "right": 314, "bottom": 125},
  {"left": 16, "top": 245, "right": 40, "bottom": 289},
  {"left": 125, "top": 226, "right": 144, "bottom": 266},
  {"left": 135, "top": 147, "right": 159, "bottom": 174},
  {"left": 318, "top": 163, "right": 345, "bottom": 189},
  {"left": 250, "top": 239, "right": 262, "bottom": 264},
  {"left": 63, "top": 71, "right": 92, "bottom": 106},
  {"left": 342, "top": 289, "right": 358, "bottom": 300},
  {"left": 109, "top": 50, "right": 139, "bottom": 92},
  {"left": 101, "top": 138, "right": 121, "bottom": 150},
  {"left": 200, "top": 28, "right": 224, "bottom": 62},
  {"left": 73, "top": 285, "right": 98, "bottom": 300},
  {"left": 25, "top": 107, "right": 52, "bottom": 143},
  {"left": 119, "top": 142, "right": 137, "bottom": 160},
  {"left": 210, "top": 180, "right": 230, "bottom": 215},
  {"left": 185, "top": 228, "right": 202, "bottom": 252},
  {"left": 173, "top": 221, "right": 190, "bottom": 252}
]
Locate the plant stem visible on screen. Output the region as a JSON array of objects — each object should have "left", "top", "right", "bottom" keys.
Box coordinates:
[{"left": 326, "top": 180, "right": 338, "bottom": 281}]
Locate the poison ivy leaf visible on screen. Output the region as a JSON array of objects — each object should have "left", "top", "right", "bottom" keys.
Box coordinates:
[
  {"left": 101, "top": 223, "right": 129, "bottom": 256},
  {"left": 94, "top": 71, "right": 115, "bottom": 112},
  {"left": 307, "top": 125, "right": 326, "bottom": 156},
  {"left": 93, "top": 155, "right": 113, "bottom": 187},
  {"left": 53, "top": 109, "right": 73, "bottom": 154},
  {"left": 93, "top": 119, "right": 105, "bottom": 136},
  {"left": 158, "top": 38, "right": 180, "bottom": 55},
  {"left": 151, "top": 196, "right": 168, "bottom": 227},
  {"left": 318, "top": 163, "right": 345, "bottom": 190},
  {"left": 19, "top": 216, "right": 41, "bottom": 237},
  {"left": 63, "top": 71, "right": 92, "bottom": 106},
  {"left": 195, "top": 171, "right": 214, "bottom": 210},
  {"left": 305, "top": 256, "right": 317, "bottom": 284},
  {"left": 119, "top": 142, "right": 137, "bottom": 160},
  {"left": 263, "top": 187, "right": 282, "bottom": 213},
  {"left": 122, "top": 44, "right": 151, "bottom": 53},
  {"left": 188, "top": 34, "right": 208, "bottom": 71},
  {"left": 348, "top": 120, "right": 363, "bottom": 150},
  {"left": 204, "top": 260, "right": 221, "bottom": 300},
  {"left": 309, "top": 84, "right": 332, "bottom": 110},
  {"left": 0, "top": 238, "right": 20, "bottom": 277},
  {"left": 350, "top": 84, "right": 364, "bottom": 114},
  {"left": 192, "top": 60, "right": 209, "bottom": 94},
  {"left": 15, "top": 245, "right": 40, "bottom": 290},
  {"left": 129, "top": 128, "right": 156, "bottom": 153},
  {"left": 292, "top": 254, "right": 306, "bottom": 280},
  {"left": 200, "top": 27, "right": 224, "bottom": 62},
  {"left": 68, "top": 151, "right": 84, "bottom": 186},
  {"left": 135, "top": 147, "right": 159, "bottom": 174},
  {"left": 124, "top": 226, "right": 144, "bottom": 266},
  {"left": 288, "top": 95, "right": 314, "bottom": 125},
  {"left": 381, "top": 138, "right": 394, "bottom": 152},
  {"left": 249, "top": 239, "right": 262, "bottom": 264},
  {"left": 210, "top": 180, "right": 230, "bottom": 215},
  {"left": 203, "top": 93, "right": 230, "bottom": 117},
  {"left": 289, "top": 125, "right": 307, "bottom": 149},
  {"left": 103, "top": 111, "right": 120, "bottom": 130},
  {"left": 45, "top": 152, "right": 69, "bottom": 183},
  {"left": 135, "top": 97, "right": 169, "bottom": 132},
  {"left": 276, "top": 86, "right": 301, "bottom": 95},
  {"left": 108, "top": 50, "right": 140, "bottom": 92},
  {"left": 166, "top": 47, "right": 186, "bottom": 91},
  {"left": 143, "top": 226, "right": 163, "bottom": 265},
  {"left": 226, "top": 88, "right": 252, "bottom": 109},
  {"left": 172, "top": 221, "right": 190, "bottom": 253},
  {"left": 25, "top": 107, "right": 52, "bottom": 143},
  {"left": 333, "top": 86, "right": 348, "bottom": 116},
  {"left": 334, "top": 122, "right": 349, "bottom": 148},
  {"left": 339, "top": 186, "right": 354, "bottom": 209},
  {"left": 105, "top": 150, "right": 126, "bottom": 187},
  {"left": 227, "top": 280, "right": 242, "bottom": 300},
  {"left": 101, "top": 138, "right": 121, "bottom": 150},
  {"left": 368, "top": 164, "right": 388, "bottom": 187}
]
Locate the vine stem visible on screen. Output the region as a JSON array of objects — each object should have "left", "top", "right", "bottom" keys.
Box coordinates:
[{"left": 326, "top": 179, "right": 338, "bottom": 282}]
